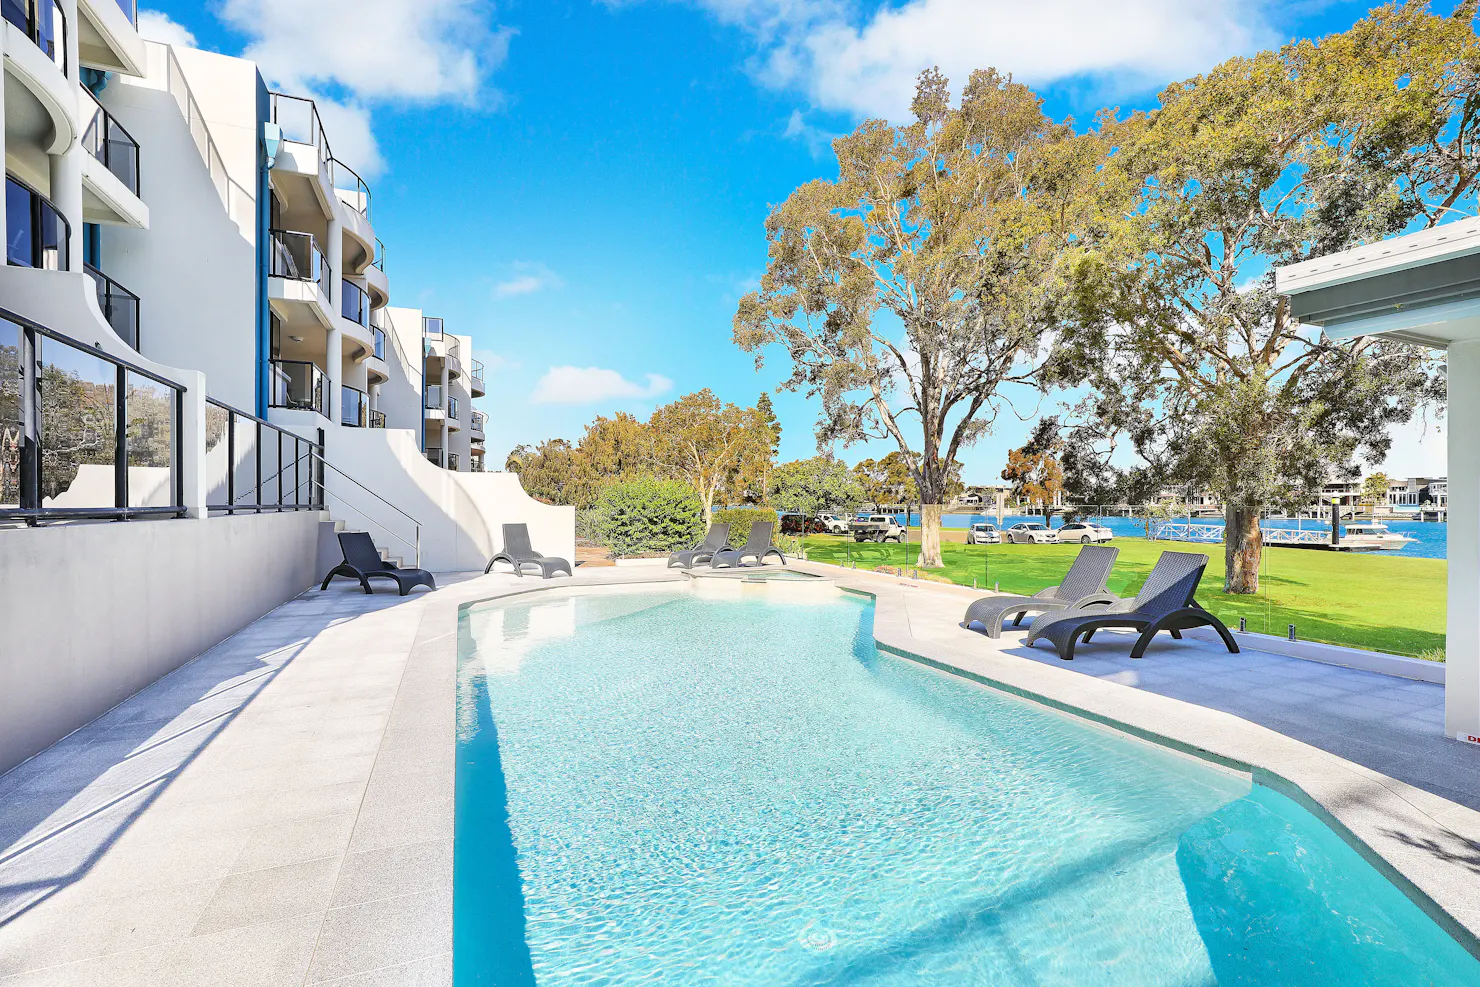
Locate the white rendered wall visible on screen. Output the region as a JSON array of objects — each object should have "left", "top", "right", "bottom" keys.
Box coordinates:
[
  {"left": 107, "top": 44, "right": 259, "bottom": 410},
  {"left": 380, "top": 306, "right": 426, "bottom": 434},
  {"left": 1447, "top": 339, "right": 1480, "bottom": 743},
  {"left": 0, "top": 512, "right": 324, "bottom": 776},
  {"left": 326, "top": 426, "right": 573, "bottom": 571}
]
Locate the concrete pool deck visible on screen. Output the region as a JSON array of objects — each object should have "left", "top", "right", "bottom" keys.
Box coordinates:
[{"left": 0, "top": 563, "right": 1476, "bottom": 984}]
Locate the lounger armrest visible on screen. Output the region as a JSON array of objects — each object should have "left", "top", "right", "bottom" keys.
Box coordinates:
[
  {"left": 1068, "top": 593, "right": 1124, "bottom": 610},
  {"left": 1031, "top": 587, "right": 1061, "bottom": 599}
]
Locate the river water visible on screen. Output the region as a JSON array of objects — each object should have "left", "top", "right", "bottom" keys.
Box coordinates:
[{"left": 887, "top": 512, "right": 1449, "bottom": 561}]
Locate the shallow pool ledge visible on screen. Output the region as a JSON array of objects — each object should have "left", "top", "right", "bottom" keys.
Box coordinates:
[{"left": 422, "top": 563, "right": 1480, "bottom": 980}]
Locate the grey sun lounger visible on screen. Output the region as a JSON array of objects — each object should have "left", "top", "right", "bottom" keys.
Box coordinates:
[
  {"left": 321, "top": 531, "right": 436, "bottom": 596},
  {"left": 960, "top": 544, "right": 1120, "bottom": 638},
  {"left": 484, "top": 523, "right": 573, "bottom": 578},
  {"left": 1024, "top": 550, "right": 1239, "bottom": 661},
  {"left": 668, "top": 522, "right": 732, "bottom": 569},
  {"left": 710, "top": 520, "right": 786, "bottom": 568}
]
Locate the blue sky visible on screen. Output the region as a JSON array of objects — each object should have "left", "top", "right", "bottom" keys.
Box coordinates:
[{"left": 143, "top": 0, "right": 1448, "bottom": 482}]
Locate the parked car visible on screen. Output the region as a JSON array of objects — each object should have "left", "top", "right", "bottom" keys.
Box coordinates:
[
  {"left": 965, "top": 522, "right": 1000, "bottom": 545},
  {"left": 850, "top": 514, "right": 905, "bottom": 543},
  {"left": 1056, "top": 521, "right": 1115, "bottom": 544},
  {"left": 1005, "top": 522, "right": 1058, "bottom": 544},
  {"left": 815, "top": 513, "right": 851, "bottom": 534}
]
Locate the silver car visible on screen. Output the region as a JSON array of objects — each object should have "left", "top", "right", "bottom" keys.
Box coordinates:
[
  {"left": 965, "top": 522, "right": 1000, "bottom": 545},
  {"left": 1056, "top": 522, "right": 1115, "bottom": 544},
  {"left": 1005, "top": 522, "right": 1058, "bottom": 544}
]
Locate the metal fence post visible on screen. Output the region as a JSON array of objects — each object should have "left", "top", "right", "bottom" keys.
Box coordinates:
[
  {"left": 226, "top": 410, "right": 235, "bottom": 513},
  {"left": 114, "top": 364, "right": 128, "bottom": 514},
  {"left": 255, "top": 421, "right": 263, "bottom": 512}
]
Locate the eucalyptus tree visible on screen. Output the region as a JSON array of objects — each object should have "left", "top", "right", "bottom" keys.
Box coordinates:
[
  {"left": 1065, "top": 2, "right": 1474, "bottom": 592},
  {"left": 734, "top": 68, "right": 1102, "bottom": 567}
]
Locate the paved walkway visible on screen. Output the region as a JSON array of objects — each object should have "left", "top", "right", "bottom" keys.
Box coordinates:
[{"left": 0, "top": 565, "right": 1474, "bottom": 985}]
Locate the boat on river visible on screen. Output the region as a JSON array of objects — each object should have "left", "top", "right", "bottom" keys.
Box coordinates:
[{"left": 1150, "top": 521, "right": 1416, "bottom": 552}]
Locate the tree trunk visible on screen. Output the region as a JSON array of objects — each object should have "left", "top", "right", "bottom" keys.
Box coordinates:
[
  {"left": 919, "top": 503, "right": 944, "bottom": 568},
  {"left": 1224, "top": 505, "right": 1261, "bottom": 594}
]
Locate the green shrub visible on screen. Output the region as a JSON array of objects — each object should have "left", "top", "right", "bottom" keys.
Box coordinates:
[
  {"left": 713, "top": 506, "right": 778, "bottom": 546},
  {"left": 592, "top": 478, "right": 705, "bottom": 557},
  {"left": 574, "top": 508, "right": 602, "bottom": 545}
]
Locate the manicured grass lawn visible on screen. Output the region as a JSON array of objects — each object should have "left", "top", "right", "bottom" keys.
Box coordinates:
[{"left": 801, "top": 534, "right": 1446, "bottom": 659}]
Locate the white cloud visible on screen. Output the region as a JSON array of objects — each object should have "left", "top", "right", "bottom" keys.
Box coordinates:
[
  {"left": 138, "top": 10, "right": 196, "bottom": 47},
  {"left": 473, "top": 349, "right": 517, "bottom": 372},
  {"left": 532, "top": 367, "right": 673, "bottom": 405},
  {"left": 781, "top": 108, "right": 838, "bottom": 158},
  {"left": 312, "top": 98, "right": 383, "bottom": 178},
  {"left": 615, "top": 0, "right": 1279, "bottom": 121},
  {"left": 494, "top": 262, "right": 563, "bottom": 299}
]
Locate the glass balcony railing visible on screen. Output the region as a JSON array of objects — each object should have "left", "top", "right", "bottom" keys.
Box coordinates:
[
  {"left": 82, "top": 91, "right": 140, "bottom": 196},
  {"left": 469, "top": 358, "right": 485, "bottom": 392},
  {"left": 447, "top": 396, "right": 459, "bottom": 421},
  {"left": 114, "top": 0, "right": 136, "bottom": 26},
  {"left": 424, "top": 384, "right": 443, "bottom": 410},
  {"left": 368, "top": 409, "right": 385, "bottom": 428},
  {"left": 84, "top": 264, "right": 140, "bottom": 350},
  {"left": 470, "top": 410, "right": 486, "bottom": 435},
  {"left": 448, "top": 453, "right": 460, "bottom": 472},
  {"left": 329, "top": 158, "right": 371, "bottom": 220},
  {"left": 373, "top": 325, "right": 386, "bottom": 361},
  {"left": 269, "top": 359, "right": 327, "bottom": 418},
  {"left": 2, "top": 0, "right": 66, "bottom": 74},
  {"left": 341, "top": 385, "right": 367, "bottom": 427},
  {"left": 341, "top": 279, "right": 369, "bottom": 327},
  {"left": 269, "top": 229, "right": 329, "bottom": 291},
  {"left": 5, "top": 175, "right": 70, "bottom": 271},
  {"left": 423, "top": 316, "right": 443, "bottom": 337},
  {"left": 373, "top": 238, "right": 386, "bottom": 271},
  {"left": 425, "top": 447, "right": 445, "bottom": 468}
]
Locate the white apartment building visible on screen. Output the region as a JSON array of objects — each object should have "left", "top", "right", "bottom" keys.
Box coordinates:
[{"left": 0, "top": 6, "right": 567, "bottom": 772}]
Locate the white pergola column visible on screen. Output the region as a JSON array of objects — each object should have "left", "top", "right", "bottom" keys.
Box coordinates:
[
  {"left": 52, "top": 0, "right": 83, "bottom": 270},
  {"left": 1447, "top": 339, "right": 1480, "bottom": 742}
]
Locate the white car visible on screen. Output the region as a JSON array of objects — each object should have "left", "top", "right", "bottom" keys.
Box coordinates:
[
  {"left": 815, "top": 513, "right": 850, "bottom": 534},
  {"left": 1056, "top": 522, "right": 1115, "bottom": 544},
  {"left": 1005, "top": 522, "right": 1058, "bottom": 545},
  {"left": 965, "top": 522, "right": 1000, "bottom": 545}
]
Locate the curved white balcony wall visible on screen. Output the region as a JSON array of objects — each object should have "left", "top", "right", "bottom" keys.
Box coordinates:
[
  {"left": 0, "top": 267, "right": 209, "bottom": 514},
  {"left": 270, "top": 275, "right": 334, "bottom": 329},
  {"left": 326, "top": 427, "right": 574, "bottom": 571},
  {"left": 3, "top": 22, "right": 78, "bottom": 155},
  {"left": 364, "top": 256, "right": 389, "bottom": 307},
  {"left": 337, "top": 199, "right": 375, "bottom": 272},
  {"left": 77, "top": 0, "right": 144, "bottom": 76},
  {"left": 79, "top": 149, "right": 148, "bottom": 228}
]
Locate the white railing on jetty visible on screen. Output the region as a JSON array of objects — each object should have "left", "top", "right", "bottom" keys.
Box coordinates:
[{"left": 1150, "top": 523, "right": 1333, "bottom": 546}]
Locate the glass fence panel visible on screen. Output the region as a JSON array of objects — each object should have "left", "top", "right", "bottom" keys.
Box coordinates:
[
  {"left": 39, "top": 335, "right": 116, "bottom": 508},
  {"left": 5, "top": 178, "right": 30, "bottom": 267},
  {"left": 342, "top": 386, "right": 366, "bottom": 427},
  {"left": 0, "top": 319, "right": 19, "bottom": 508},
  {"left": 125, "top": 371, "right": 175, "bottom": 508}
]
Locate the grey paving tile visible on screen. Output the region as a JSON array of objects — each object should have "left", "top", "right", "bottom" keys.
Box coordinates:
[
  {"left": 194, "top": 855, "right": 341, "bottom": 936},
  {"left": 306, "top": 889, "right": 452, "bottom": 983},
  {"left": 313, "top": 952, "right": 452, "bottom": 987},
  {"left": 347, "top": 797, "right": 453, "bottom": 855},
  {"left": 230, "top": 812, "right": 357, "bottom": 874},
  {"left": 330, "top": 840, "right": 452, "bottom": 909},
  {"left": 0, "top": 945, "right": 164, "bottom": 986},
  {"left": 158, "top": 913, "right": 321, "bottom": 987}
]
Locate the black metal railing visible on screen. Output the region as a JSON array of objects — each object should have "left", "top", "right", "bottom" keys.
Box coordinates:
[
  {"left": 268, "top": 359, "right": 328, "bottom": 418},
  {"left": 373, "top": 238, "right": 386, "bottom": 271},
  {"left": 341, "top": 279, "right": 369, "bottom": 327},
  {"left": 1, "top": 307, "right": 184, "bottom": 523},
  {"left": 268, "top": 92, "right": 329, "bottom": 160},
  {"left": 368, "top": 408, "right": 385, "bottom": 428},
  {"left": 447, "top": 395, "right": 459, "bottom": 421},
  {"left": 470, "top": 357, "right": 485, "bottom": 387},
  {"left": 205, "top": 398, "right": 324, "bottom": 514},
  {"left": 424, "top": 384, "right": 442, "bottom": 410},
  {"left": 330, "top": 158, "right": 371, "bottom": 220},
  {"left": 341, "top": 385, "right": 367, "bottom": 427},
  {"left": 5, "top": 175, "right": 70, "bottom": 271},
  {"left": 373, "top": 325, "right": 386, "bottom": 361},
  {"left": 269, "top": 229, "right": 328, "bottom": 290},
  {"left": 82, "top": 91, "right": 140, "bottom": 196},
  {"left": 2, "top": 0, "right": 65, "bottom": 73},
  {"left": 84, "top": 264, "right": 140, "bottom": 351}
]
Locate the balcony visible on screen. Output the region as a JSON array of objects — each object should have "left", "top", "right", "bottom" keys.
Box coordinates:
[
  {"left": 84, "top": 264, "right": 139, "bottom": 350},
  {"left": 82, "top": 90, "right": 140, "bottom": 197},
  {"left": 425, "top": 447, "right": 445, "bottom": 468},
  {"left": 269, "top": 360, "right": 328, "bottom": 418},
  {"left": 424, "top": 384, "right": 443, "bottom": 411},
  {"left": 447, "top": 395, "right": 459, "bottom": 421},
  {"left": 373, "top": 325, "right": 386, "bottom": 361},
  {"left": 269, "top": 229, "right": 329, "bottom": 290},
  {"left": 330, "top": 158, "right": 371, "bottom": 220},
  {"left": 469, "top": 358, "right": 485, "bottom": 397},
  {"left": 5, "top": 176, "right": 69, "bottom": 271},
  {"left": 3, "top": 0, "right": 67, "bottom": 73},
  {"left": 470, "top": 410, "right": 485, "bottom": 439},
  {"left": 341, "top": 279, "right": 369, "bottom": 327},
  {"left": 447, "top": 453, "right": 460, "bottom": 472},
  {"left": 341, "top": 385, "right": 367, "bottom": 428},
  {"left": 368, "top": 409, "right": 385, "bottom": 428}
]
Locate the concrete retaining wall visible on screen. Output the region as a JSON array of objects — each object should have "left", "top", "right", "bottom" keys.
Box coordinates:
[{"left": 0, "top": 512, "right": 324, "bottom": 775}]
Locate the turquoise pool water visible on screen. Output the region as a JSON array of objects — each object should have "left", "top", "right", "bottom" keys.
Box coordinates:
[{"left": 455, "top": 590, "right": 1479, "bottom": 985}]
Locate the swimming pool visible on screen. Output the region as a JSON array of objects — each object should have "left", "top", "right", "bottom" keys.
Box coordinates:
[{"left": 455, "top": 588, "right": 1479, "bottom": 985}]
